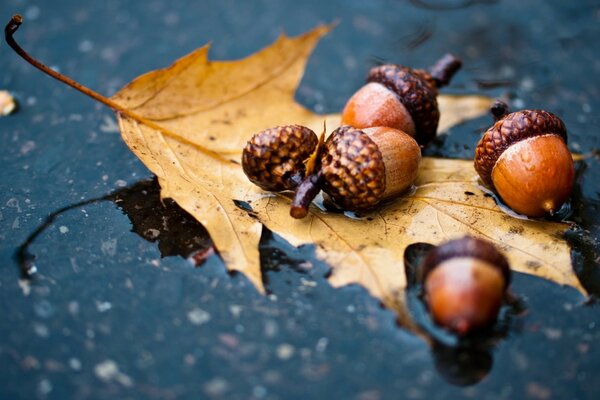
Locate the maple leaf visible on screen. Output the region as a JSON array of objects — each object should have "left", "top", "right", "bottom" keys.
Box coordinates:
[
  {"left": 110, "top": 26, "right": 584, "bottom": 305},
  {"left": 5, "top": 16, "right": 583, "bottom": 316}
]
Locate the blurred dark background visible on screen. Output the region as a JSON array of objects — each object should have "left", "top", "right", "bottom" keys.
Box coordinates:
[{"left": 1, "top": 0, "right": 599, "bottom": 399}]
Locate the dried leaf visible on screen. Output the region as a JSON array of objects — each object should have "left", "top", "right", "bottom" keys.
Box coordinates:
[
  {"left": 304, "top": 122, "right": 326, "bottom": 176},
  {"left": 113, "top": 26, "right": 583, "bottom": 306}
]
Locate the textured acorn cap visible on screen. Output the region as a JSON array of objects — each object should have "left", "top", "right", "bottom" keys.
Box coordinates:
[
  {"left": 367, "top": 65, "right": 440, "bottom": 146},
  {"left": 320, "top": 126, "right": 420, "bottom": 212},
  {"left": 320, "top": 126, "right": 385, "bottom": 211},
  {"left": 242, "top": 125, "right": 318, "bottom": 192},
  {"left": 418, "top": 236, "right": 511, "bottom": 288},
  {"left": 474, "top": 109, "right": 567, "bottom": 188}
]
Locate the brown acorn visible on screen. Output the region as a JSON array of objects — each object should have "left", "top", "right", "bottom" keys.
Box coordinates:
[
  {"left": 341, "top": 54, "right": 462, "bottom": 145},
  {"left": 474, "top": 101, "right": 575, "bottom": 217},
  {"left": 242, "top": 125, "right": 318, "bottom": 192},
  {"left": 418, "top": 236, "right": 511, "bottom": 336},
  {"left": 290, "top": 125, "right": 421, "bottom": 218}
]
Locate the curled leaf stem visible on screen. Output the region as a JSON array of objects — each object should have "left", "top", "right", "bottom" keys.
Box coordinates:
[{"left": 5, "top": 15, "right": 225, "bottom": 162}]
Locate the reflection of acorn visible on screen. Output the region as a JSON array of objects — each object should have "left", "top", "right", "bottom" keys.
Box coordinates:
[
  {"left": 432, "top": 343, "right": 493, "bottom": 386},
  {"left": 290, "top": 126, "right": 421, "bottom": 218},
  {"left": 474, "top": 101, "right": 575, "bottom": 217},
  {"left": 242, "top": 125, "right": 318, "bottom": 191},
  {"left": 341, "top": 54, "right": 462, "bottom": 145},
  {"left": 419, "top": 237, "right": 511, "bottom": 336}
]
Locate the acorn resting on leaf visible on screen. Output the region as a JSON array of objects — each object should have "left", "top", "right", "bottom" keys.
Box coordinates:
[
  {"left": 474, "top": 101, "right": 575, "bottom": 217},
  {"left": 315, "top": 125, "right": 421, "bottom": 213},
  {"left": 341, "top": 54, "right": 462, "bottom": 145},
  {"left": 241, "top": 124, "right": 421, "bottom": 219},
  {"left": 418, "top": 236, "right": 511, "bottom": 336},
  {"left": 241, "top": 125, "right": 318, "bottom": 192}
]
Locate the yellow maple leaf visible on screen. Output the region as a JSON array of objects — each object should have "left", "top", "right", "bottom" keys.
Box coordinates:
[
  {"left": 111, "top": 26, "right": 583, "bottom": 306},
  {"left": 5, "top": 15, "right": 583, "bottom": 315}
]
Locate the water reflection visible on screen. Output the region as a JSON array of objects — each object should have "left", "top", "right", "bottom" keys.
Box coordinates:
[
  {"left": 15, "top": 178, "right": 214, "bottom": 278},
  {"left": 403, "top": 242, "right": 525, "bottom": 386}
]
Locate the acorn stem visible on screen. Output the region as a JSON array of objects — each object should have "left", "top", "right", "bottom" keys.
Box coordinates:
[
  {"left": 428, "top": 53, "right": 462, "bottom": 87},
  {"left": 490, "top": 100, "right": 510, "bottom": 121},
  {"left": 288, "top": 171, "right": 305, "bottom": 189},
  {"left": 4, "top": 15, "right": 225, "bottom": 162},
  {"left": 290, "top": 173, "right": 323, "bottom": 219}
]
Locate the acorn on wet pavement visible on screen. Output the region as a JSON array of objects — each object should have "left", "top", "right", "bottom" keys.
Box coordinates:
[
  {"left": 418, "top": 236, "right": 511, "bottom": 336},
  {"left": 474, "top": 101, "right": 575, "bottom": 217},
  {"left": 341, "top": 54, "right": 462, "bottom": 146}
]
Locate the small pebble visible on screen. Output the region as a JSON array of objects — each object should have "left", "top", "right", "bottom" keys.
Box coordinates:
[
  {"left": 0, "top": 90, "right": 17, "bottom": 116},
  {"left": 276, "top": 344, "right": 295, "bottom": 360},
  {"left": 38, "top": 379, "right": 52, "bottom": 396},
  {"left": 527, "top": 382, "right": 552, "bottom": 400},
  {"left": 204, "top": 378, "right": 229, "bottom": 397},
  {"left": 187, "top": 308, "right": 211, "bottom": 325},
  {"left": 316, "top": 337, "right": 329, "bottom": 353},
  {"left": 33, "top": 323, "right": 49, "bottom": 338},
  {"left": 229, "top": 305, "right": 242, "bottom": 318},
  {"left": 69, "top": 358, "right": 82, "bottom": 371},
  {"left": 94, "top": 360, "right": 133, "bottom": 387},
  {"left": 96, "top": 301, "right": 112, "bottom": 313}
]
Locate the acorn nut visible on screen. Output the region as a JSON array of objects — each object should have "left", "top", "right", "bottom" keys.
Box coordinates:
[
  {"left": 242, "top": 125, "right": 319, "bottom": 192},
  {"left": 342, "top": 54, "right": 462, "bottom": 146},
  {"left": 474, "top": 101, "right": 575, "bottom": 217},
  {"left": 290, "top": 125, "right": 421, "bottom": 218},
  {"left": 418, "top": 236, "right": 511, "bottom": 336}
]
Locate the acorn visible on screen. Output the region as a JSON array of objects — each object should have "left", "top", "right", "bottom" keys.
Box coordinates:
[
  {"left": 341, "top": 54, "right": 462, "bottom": 146},
  {"left": 418, "top": 236, "right": 511, "bottom": 336},
  {"left": 242, "top": 125, "right": 318, "bottom": 192},
  {"left": 290, "top": 125, "right": 421, "bottom": 218},
  {"left": 474, "top": 101, "right": 575, "bottom": 217}
]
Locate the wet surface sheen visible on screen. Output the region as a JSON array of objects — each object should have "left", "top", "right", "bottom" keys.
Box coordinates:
[{"left": 1, "top": 0, "right": 599, "bottom": 399}]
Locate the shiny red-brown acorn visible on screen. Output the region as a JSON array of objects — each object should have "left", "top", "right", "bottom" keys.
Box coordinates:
[
  {"left": 474, "top": 101, "right": 575, "bottom": 217},
  {"left": 290, "top": 125, "right": 421, "bottom": 218},
  {"left": 418, "top": 236, "right": 511, "bottom": 336},
  {"left": 242, "top": 125, "right": 318, "bottom": 192},
  {"left": 341, "top": 54, "right": 462, "bottom": 146}
]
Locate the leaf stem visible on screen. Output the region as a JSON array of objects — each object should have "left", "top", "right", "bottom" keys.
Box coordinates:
[{"left": 5, "top": 15, "right": 226, "bottom": 162}]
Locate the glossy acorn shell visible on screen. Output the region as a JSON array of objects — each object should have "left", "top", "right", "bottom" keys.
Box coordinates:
[
  {"left": 341, "top": 82, "right": 417, "bottom": 138},
  {"left": 474, "top": 109, "right": 574, "bottom": 216},
  {"left": 320, "top": 126, "right": 421, "bottom": 212},
  {"left": 492, "top": 135, "right": 575, "bottom": 216},
  {"left": 419, "top": 236, "right": 511, "bottom": 335},
  {"left": 242, "top": 125, "right": 318, "bottom": 192}
]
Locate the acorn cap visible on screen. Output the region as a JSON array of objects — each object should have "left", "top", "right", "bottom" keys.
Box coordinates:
[
  {"left": 242, "top": 125, "right": 318, "bottom": 192},
  {"left": 320, "top": 126, "right": 386, "bottom": 211},
  {"left": 418, "top": 236, "right": 511, "bottom": 288},
  {"left": 367, "top": 65, "right": 440, "bottom": 146},
  {"left": 474, "top": 109, "right": 567, "bottom": 187}
]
